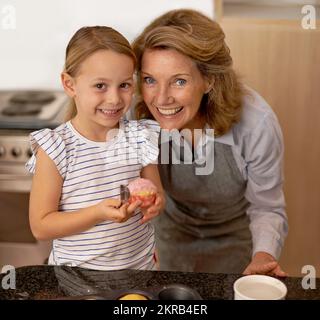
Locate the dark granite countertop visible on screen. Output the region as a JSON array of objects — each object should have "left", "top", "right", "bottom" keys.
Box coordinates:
[{"left": 0, "top": 265, "right": 319, "bottom": 300}]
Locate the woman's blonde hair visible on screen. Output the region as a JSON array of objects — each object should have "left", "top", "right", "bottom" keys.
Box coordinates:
[
  {"left": 63, "top": 26, "right": 136, "bottom": 121},
  {"left": 132, "top": 9, "right": 245, "bottom": 136}
]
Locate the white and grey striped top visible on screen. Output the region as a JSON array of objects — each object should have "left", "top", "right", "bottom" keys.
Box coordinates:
[{"left": 26, "top": 119, "right": 160, "bottom": 271}]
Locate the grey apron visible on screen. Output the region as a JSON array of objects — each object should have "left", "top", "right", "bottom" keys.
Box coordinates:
[{"left": 154, "top": 137, "right": 252, "bottom": 274}]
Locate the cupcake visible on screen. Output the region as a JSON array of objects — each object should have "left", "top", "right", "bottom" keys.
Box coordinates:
[{"left": 127, "top": 178, "right": 157, "bottom": 208}]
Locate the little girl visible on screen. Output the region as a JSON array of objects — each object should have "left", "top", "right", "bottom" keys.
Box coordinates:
[{"left": 26, "top": 26, "right": 164, "bottom": 270}]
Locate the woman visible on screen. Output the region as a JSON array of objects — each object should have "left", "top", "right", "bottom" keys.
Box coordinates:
[{"left": 131, "top": 9, "right": 288, "bottom": 275}]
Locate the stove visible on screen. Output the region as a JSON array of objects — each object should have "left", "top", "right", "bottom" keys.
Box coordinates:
[
  {"left": 0, "top": 90, "right": 68, "bottom": 267},
  {"left": 0, "top": 90, "right": 68, "bottom": 173},
  {"left": 0, "top": 90, "right": 68, "bottom": 130}
]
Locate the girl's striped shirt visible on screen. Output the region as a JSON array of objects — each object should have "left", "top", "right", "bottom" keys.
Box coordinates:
[{"left": 26, "top": 118, "right": 160, "bottom": 271}]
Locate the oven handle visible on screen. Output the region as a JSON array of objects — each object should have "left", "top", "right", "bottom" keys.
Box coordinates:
[
  {"left": 0, "top": 173, "right": 32, "bottom": 192},
  {"left": 0, "top": 173, "right": 32, "bottom": 180}
]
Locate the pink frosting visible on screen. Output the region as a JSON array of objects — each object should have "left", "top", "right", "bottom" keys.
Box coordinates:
[{"left": 128, "top": 178, "right": 157, "bottom": 194}]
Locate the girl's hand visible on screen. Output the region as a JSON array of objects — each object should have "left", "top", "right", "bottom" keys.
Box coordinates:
[
  {"left": 140, "top": 192, "right": 165, "bottom": 224},
  {"left": 97, "top": 198, "right": 142, "bottom": 223},
  {"left": 243, "top": 252, "right": 288, "bottom": 277}
]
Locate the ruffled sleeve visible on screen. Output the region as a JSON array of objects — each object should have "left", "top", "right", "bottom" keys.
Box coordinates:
[
  {"left": 137, "top": 119, "right": 160, "bottom": 167},
  {"left": 25, "top": 128, "right": 67, "bottom": 178}
]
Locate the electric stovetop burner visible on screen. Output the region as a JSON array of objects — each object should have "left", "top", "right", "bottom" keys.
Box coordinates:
[
  {"left": 10, "top": 91, "right": 56, "bottom": 104},
  {"left": 2, "top": 91, "right": 56, "bottom": 116},
  {"left": 0, "top": 90, "right": 68, "bottom": 129}
]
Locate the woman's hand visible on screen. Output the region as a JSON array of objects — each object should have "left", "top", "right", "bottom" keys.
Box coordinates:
[
  {"left": 97, "top": 198, "right": 142, "bottom": 223},
  {"left": 140, "top": 192, "right": 165, "bottom": 224},
  {"left": 243, "top": 252, "right": 288, "bottom": 277}
]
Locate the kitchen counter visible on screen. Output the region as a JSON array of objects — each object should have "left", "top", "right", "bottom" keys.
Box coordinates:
[{"left": 0, "top": 265, "right": 319, "bottom": 300}]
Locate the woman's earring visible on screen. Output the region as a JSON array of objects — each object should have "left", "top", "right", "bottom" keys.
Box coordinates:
[
  {"left": 205, "top": 88, "right": 211, "bottom": 94},
  {"left": 205, "top": 79, "right": 214, "bottom": 94}
]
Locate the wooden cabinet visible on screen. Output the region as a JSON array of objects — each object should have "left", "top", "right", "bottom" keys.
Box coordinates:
[{"left": 217, "top": 1, "right": 320, "bottom": 276}]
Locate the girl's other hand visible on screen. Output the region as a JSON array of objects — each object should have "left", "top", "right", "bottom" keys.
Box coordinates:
[
  {"left": 97, "top": 198, "right": 142, "bottom": 223},
  {"left": 140, "top": 192, "right": 165, "bottom": 224}
]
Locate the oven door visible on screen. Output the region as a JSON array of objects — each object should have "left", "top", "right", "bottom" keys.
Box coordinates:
[
  {"left": 0, "top": 165, "right": 32, "bottom": 193},
  {"left": 0, "top": 167, "right": 51, "bottom": 268}
]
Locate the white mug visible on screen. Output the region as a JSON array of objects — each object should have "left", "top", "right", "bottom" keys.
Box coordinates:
[{"left": 233, "top": 275, "right": 287, "bottom": 300}]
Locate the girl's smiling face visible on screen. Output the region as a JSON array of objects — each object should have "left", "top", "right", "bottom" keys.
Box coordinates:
[
  {"left": 140, "top": 48, "right": 210, "bottom": 131},
  {"left": 62, "top": 49, "right": 134, "bottom": 140}
]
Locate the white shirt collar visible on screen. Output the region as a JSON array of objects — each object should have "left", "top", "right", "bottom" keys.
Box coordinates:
[
  {"left": 204, "top": 123, "right": 235, "bottom": 146},
  {"left": 214, "top": 129, "right": 235, "bottom": 146}
]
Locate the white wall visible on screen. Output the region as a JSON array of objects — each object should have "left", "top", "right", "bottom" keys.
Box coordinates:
[{"left": 0, "top": 0, "right": 213, "bottom": 90}]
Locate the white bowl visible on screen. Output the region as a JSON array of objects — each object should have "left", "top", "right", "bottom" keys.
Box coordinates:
[{"left": 233, "top": 275, "right": 287, "bottom": 300}]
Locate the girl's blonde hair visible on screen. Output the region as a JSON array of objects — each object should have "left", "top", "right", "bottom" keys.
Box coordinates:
[
  {"left": 63, "top": 26, "right": 136, "bottom": 121},
  {"left": 132, "top": 9, "right": 245, "bottom": 137}
]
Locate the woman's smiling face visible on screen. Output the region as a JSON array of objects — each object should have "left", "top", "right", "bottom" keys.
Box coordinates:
[{"left": 141, "top": 48, "right": 210, "bottom": 131}]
